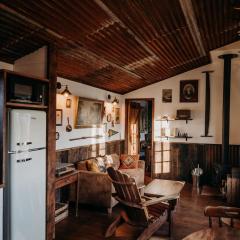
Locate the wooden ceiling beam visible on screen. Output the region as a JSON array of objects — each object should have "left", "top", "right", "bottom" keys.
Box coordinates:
[
  {"left": 0, "top": 3, "right": 142, "bottom": 81},
  {"left": 179, "top": 0, "right": 207, "bottom": 57}
]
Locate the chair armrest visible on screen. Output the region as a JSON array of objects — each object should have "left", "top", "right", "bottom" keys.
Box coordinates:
[
  {"left": 78, "top": 170, "right": 112, "bottom": 192},
  {"left": 142, "top": 197, "right": 169, "bottom": 208},
  {"left": 138, "top": 160, "right": 145, "bottom": 170},
  {"left": 78, "top": 170, "right": 107, "bottom": 176},
  {"left": 138, "top": 184, "right": 145, "bottom": 190}
]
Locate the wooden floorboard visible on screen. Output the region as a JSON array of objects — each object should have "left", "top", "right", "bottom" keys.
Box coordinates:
[{"left": 55, "top": 184, "right": 225, "bottom": 240}]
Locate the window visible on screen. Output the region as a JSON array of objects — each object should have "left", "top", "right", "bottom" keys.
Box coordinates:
[{"left": 154, "top": 142, "right": 171, "bottom": 175}]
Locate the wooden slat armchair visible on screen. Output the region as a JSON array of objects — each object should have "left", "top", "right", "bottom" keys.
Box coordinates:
[
  {"left": 105, "top": 167, "right": 171, "bottom": 240},
  {"left": 204, "top": 206, "right": 240, "bottom": 228}
]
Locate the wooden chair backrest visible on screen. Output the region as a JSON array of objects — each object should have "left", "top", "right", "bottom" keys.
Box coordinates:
[
  {"left": 204, "top": 206, "right": 240, "bottom": 228},
  {"left": 107, "top": 167, "right": 142, "bottom": 205},
  {"left": 107, "top": 167, "right": 150, "bottom": 225}
]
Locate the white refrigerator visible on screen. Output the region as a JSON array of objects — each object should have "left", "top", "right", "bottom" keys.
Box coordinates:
[{"left": 7, "top": 109, "right": 46, "bottom": 240}]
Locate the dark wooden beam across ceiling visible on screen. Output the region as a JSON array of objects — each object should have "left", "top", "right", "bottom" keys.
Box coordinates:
[{"left": 0, "top": 0, "right": 239, "bottom": 94}]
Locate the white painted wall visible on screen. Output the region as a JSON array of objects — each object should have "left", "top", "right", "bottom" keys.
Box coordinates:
[
  {"left": 123, "top": 41, "right": 240, "bottom": 145},
  {"left": 56, "top": 77, "right": 124, "bottom": 150},
  {"left": 14, "top": 46, "right": 47, "bottom": 78}
]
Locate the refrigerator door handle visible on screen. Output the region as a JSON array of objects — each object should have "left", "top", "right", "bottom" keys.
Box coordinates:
[
  {"left": 28, "top": 147, "right": 46, "bottom": 152},
  {"left": 8, "top": 151, "right": 17, "bottom": 154}
]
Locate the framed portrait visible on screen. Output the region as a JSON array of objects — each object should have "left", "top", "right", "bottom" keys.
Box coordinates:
[
  {"left": 66, "top": 99, "right": 72, "bottom": 108},
  {"left": 75, "top": 97, "right": 104, "bottom": 128},
  {"left": 56, "top": 109, "right": 63, "bottom": 126},
  {"left": 114, "top": 107, "right": 120, "bottom": 124},
  {"left": 180, "top": 80, "right": 198, "bottom": 102},
  {"left": 162, "top": 89, "right": 172, "bottom": 103}
]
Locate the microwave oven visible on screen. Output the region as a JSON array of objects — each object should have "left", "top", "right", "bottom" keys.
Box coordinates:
[{"left": 7, "top": 75, "right": 48, "bottom": 105}]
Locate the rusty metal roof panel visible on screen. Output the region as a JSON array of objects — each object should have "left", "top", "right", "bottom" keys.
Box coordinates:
[{"left": 0, "top": 0, "right": 239, "bottom": 93}]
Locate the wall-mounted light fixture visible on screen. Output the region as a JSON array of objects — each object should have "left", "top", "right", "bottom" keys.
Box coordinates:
[
  {"left": 107, "top": 94, "right": 111, "bottom": 101},
  {"left": 112, "top": 97, "right": 119, "bottom": 105},
  {"left": 56, "top": 82, "right": 72, "bottom": 97},
  {"left": 107, "top": 94, "right": 119, "bottom": 105}
]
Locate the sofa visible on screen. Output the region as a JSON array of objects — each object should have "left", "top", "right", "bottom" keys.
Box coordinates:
[{"left": 76, "top": 154, "right": 145, "bottom": 215}]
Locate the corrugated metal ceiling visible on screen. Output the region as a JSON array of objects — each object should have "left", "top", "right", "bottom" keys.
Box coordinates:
[{"left": 0, "top": 0, "right": 239, "bottom": 94}]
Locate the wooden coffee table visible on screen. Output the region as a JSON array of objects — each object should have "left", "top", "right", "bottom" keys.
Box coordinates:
[
  {"left": 144, "top": 179, "right": 185, "bottom": 236},
  {"left": 144, "top": 179, "right": 185, "bottom": 199},
  {"left": 182, "top": 227, "right": 240, "bottom": 240}
]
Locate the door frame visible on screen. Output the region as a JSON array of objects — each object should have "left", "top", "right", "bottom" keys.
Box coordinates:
[{"left": 125, "top": 98, "right": 154, "bottom": 169}]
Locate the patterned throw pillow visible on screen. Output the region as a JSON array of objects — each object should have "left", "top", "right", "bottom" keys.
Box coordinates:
[
  {"left": 119, "top": 154, "right": 139, "bottom": 169},
  {"left": 86, "top": 159, "right": 100, "bottom": 172},
  {"left": 95, "top": 157, "right": 107, "bottom": 172}
]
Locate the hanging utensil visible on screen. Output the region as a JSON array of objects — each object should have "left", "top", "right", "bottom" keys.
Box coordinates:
[{"left": 66, "top": 117, "right": 72, "bottom": 132}]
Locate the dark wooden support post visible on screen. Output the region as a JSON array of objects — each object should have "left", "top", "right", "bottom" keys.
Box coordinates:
[
  {"left": 201, "top": 71, "right": 214, "bottom": 137},
  {"left": 218, "top": 54, "right": 237, "bottom": 176},
  {"left": 46, "top": 44, "right": 57, "bottom": 240}
]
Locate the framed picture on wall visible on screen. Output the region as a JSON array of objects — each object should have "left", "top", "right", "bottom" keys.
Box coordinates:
[
  {"left": 56, "top": 109, "right": 63, "bottom": 126},
  {"left": 114, "top": 107, "right": 120, "bottom": 124},
  {"left": 66, "top": 99, "right": 72, "bottom": 108},
  {"left": 162, "top": 89, "right": 172, "bottom": 103},
  {"left": 180, "top": 80, "right": 199, "bottom": 102},
  {"left": 75, "top": 97, "right": 104, "bottom": 128}
]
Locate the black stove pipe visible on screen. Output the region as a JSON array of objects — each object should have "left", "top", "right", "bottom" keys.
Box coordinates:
[{"left": 218, "top": 54, "right": 237, "bottom": 177}]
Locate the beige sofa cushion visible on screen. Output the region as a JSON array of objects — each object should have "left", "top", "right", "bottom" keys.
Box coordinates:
[
  {"left": 120, "top": 168, "right": 145, "bottom": 186},
  {"left": 105, "top": 154, "right": 120, "bottom": 170}
]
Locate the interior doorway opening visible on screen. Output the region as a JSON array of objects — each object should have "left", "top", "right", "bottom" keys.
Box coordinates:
[{"left": 125, "top": 98, "right": 154, "bottom": 176}]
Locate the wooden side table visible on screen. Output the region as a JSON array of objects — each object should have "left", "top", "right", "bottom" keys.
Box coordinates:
[{"left": 55, "top": 170, "right": 80, "bottom": 217}]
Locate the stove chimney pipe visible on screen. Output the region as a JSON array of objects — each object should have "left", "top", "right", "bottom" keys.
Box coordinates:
[{"left": 218, "top": 53, "right": 237, "bottom": 176}]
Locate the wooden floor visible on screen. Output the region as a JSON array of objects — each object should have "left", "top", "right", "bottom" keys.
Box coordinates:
[{"left": 55, "top": 184, "right": 224, "bottom": 240}]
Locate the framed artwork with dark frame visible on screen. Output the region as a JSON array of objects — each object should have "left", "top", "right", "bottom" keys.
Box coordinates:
[
  {"left": 56, "top": 109, "right": 63, "bottom": 126},
  {"left": 162, "top": 89, "right": 172, "bottom": 103},
  {"left": 180, "top": 80, "right": 199, "bottom": 102},
  {"left": 75, "top": 97, "right": 104, "bottom": 128}
]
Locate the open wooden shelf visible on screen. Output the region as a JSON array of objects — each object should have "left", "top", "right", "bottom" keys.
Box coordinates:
[
  {"left": 156, "top": 118, "right": 193, "bottom": 123},
  {"left": 6, "top": 102, "right": 48, "bottom": 110},
  {"left": 157, "top": 136, "right": 193, "bottom": 141}
]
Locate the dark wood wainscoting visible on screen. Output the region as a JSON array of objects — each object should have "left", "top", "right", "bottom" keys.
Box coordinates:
[
  {"left": 56, "top": 140, "right": 125, "bottom": 163},
  {"left": 153, "top": 142, "right": 240, "bottom": 185}
]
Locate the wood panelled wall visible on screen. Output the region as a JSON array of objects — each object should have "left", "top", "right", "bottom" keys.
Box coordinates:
[
  {"left": 56, "top": 140, "right": 240, "bottom": 186},
  {"left": 153, "top": 142, "right": 240, "bottom": 185},
  {"left": 56, "top": 140, "right": 125, "bottom": 164}
]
